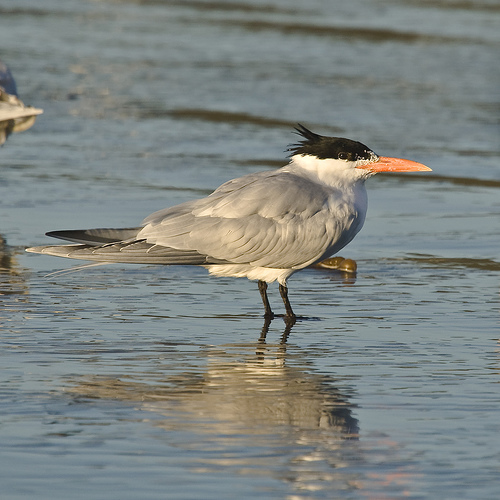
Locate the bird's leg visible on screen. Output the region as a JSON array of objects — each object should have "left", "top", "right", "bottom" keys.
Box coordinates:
[
  {"left": 279, "top": 284, "right": 296, "bottom": 325},
  {"left": 258, "top": 280, "right": 274, "bottom": 320}
]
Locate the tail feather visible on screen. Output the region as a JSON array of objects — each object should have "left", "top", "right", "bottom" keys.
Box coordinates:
[{"left": 26, "top": 239, "right": 228, "bottom": 266}]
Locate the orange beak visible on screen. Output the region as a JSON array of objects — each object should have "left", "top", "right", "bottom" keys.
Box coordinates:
[{"left": 358, "top": 156, "right": 432, "bottom": 173}]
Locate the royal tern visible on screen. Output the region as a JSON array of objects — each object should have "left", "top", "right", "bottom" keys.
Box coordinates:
[{"left": 27, "top": 125, "right": 431, "bottom": 323}]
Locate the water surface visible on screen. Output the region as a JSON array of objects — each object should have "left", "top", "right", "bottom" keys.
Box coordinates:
[{"left": 1, "top": 0, "right": 499, "bottom": 498}]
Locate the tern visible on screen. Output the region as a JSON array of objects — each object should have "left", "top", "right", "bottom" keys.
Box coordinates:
[
  {"left": 27, "top": 125, "right": 431, "bottom": 323},
  {"left": 0, "top": 59, "right": 43, "bottom": 145}
]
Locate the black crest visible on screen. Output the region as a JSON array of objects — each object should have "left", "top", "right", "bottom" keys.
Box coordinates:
[{"left": 287, "top": 124, "right": 375, "bottom": 161}]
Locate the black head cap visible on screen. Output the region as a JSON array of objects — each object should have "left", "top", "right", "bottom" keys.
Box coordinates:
[{"left": 287, "top": 124, "right": 376, "bottom": 161}]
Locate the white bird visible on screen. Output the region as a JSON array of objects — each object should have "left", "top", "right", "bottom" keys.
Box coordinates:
[
  {"left": 26, "top": 125, "right": 431, "bottom": 323},
  {"left": 0, "top": 59, "right": 43, "bottom": 145}
]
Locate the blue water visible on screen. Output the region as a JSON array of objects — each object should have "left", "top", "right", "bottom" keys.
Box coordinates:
[{"left": 1, "top": 0, "right": 499, "bottom": 498}]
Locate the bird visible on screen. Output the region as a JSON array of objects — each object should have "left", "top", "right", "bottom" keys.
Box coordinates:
[
  {"left": 0, "top": 59, "right": 43, "bottom": 146},
  {"left": 26, "top": 125, "right": 431, "bottom": 323}
]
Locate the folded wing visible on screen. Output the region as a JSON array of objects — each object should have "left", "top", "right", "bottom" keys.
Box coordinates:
[{"left": 28, "top": 169, "right": 360, "bottom": 270}]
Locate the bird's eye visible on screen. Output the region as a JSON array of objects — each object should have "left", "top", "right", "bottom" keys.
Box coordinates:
[{"left": 338, "top": 152, "right": 348, "bottom": 160}]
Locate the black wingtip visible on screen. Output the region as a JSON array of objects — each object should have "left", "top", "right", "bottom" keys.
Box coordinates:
[
  {"left": 45, "top": 229, "right": 92, "bottom": 244},
  {"left": 46, "top": 230, "right": 65, "bottom": 239},
  {"left": 45, "top": 228, "right": 141, "bottom": 246}
]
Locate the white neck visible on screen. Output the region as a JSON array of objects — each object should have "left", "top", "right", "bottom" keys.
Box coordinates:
[{"left": 286, "top": 154, "right": 371, "bottom": 187}]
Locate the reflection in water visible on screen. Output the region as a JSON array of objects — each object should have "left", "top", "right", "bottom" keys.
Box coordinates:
[
  {"left": 69, "top": 339, "right": 360, "bottom": 493},
  {"left": 0, "top": 235, "right": 28, "bottom": 297},
  {"left": 405, "top": 254, "right": 500, "bottom": 271},
  {"left": 259, "top": 315, "right": 295, "bottom": 342},
  {"left": 144, "top": 107, "right": 297, "bottom": 128}
]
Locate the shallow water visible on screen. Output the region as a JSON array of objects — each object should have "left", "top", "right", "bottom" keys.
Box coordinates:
[{"left": 1, "top": 0, "right": 499, "bottom": 498}]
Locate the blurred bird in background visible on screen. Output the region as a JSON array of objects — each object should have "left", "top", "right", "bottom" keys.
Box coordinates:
[{"left": 0, "top": 59, "right": 43, "bottom": 145}]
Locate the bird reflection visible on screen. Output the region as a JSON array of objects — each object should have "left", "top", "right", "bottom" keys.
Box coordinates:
[
  {"left": 69, "top": 338, "right": 359, "bottom": 492},
  {"left": 0, "top": 235, "right": 28, "bottom": 296},
  {"left": 259, "top": 315, "right": 294, "bottom": 343}
]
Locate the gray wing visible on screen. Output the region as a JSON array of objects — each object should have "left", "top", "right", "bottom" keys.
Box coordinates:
[
  {"left": 138, "top": 169, "right": 357, "bottom": 269},
  {"left": 28, "top": 169, "right": 360, "bottom": 268}
]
